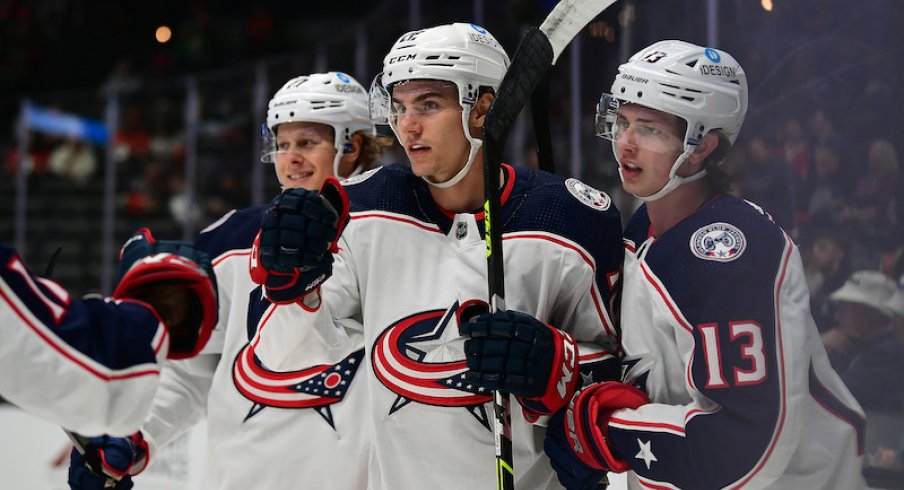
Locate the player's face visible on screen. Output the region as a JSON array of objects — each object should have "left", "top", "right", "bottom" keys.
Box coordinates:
[
  {"left": 612, "top": 104, "right": 685, "bottom": 197},
  {"left": 273, "top": 122, "right": 337, "bottom": 190},
  {"left": 391, "top": 81, "right": 470, "bottom": 182}
]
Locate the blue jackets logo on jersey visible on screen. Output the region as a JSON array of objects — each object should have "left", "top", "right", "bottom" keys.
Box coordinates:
[
  {"left": 231, "top": 287, "right": 364, "bottom": 428},
  {"left": 690, "top": 222, "right": 746, "bottom": 262},
  {"left": 372, "top": 301, "right": 494, "bottom": 428}
]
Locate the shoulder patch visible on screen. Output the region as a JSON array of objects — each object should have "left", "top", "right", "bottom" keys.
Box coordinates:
[
  {"left": 341, "top": 166, "right": 382, "bottom": 186},
  {"left": 689, "top": 222, "right": 746, "bottom": 262},
  {"left": 565, "top": 178, "right": 611, "bottom": 211}
]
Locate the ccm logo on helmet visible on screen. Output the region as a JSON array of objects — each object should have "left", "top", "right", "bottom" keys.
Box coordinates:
[
  {"left": 388, "top": 53, "right": 416, "bottom": 64},
  {"left": 700, "top": 64, "right": 737, "bottom": 78}
]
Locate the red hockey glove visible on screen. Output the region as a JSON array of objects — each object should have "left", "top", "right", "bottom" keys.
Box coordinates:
[
  {"left": 250, "top": 177, "right": 349, "bottom": 304},
  {"left": 460, "top": 307, "right": 579, "bottom": 416},
  {"left": 113, "top": 228, "right": 218, "bottom": 360},
  {"left": 68, "top": 432, "right": 148, "bottom": 489},
  {"left": 545, "top": 381, "right": 650, "bottom": 485}
]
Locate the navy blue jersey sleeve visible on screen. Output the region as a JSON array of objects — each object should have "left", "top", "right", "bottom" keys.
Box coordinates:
[
  {"left": 0, "top": 241, "right": 165, "bottom": 434},
  {"left": 195, "top": 205, "right": 265, "bottom": 258},
  {"left": 611, "top": 197, "right": 796, "bottom": 488},
  {"left": 504, "top": 167, "right": 624, "bottom": 317}
]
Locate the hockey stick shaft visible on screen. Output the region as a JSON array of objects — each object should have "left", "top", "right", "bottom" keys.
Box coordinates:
[
  {"left": 482, "top": 1, "right": 619, "bottom": 488},
  {"left": 531, "top": 72, "right": 555, "bottom": 174}
]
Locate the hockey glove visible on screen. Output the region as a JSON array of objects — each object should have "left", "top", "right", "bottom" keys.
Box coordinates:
[
  {"left": 114, "top": 228, "right": 218, "bottom": 360},
  {"left": 68, "top": 433, "right": 148, "bottom": 490},
  {"left": 460, "top": 308, "right": 579, "bottom": 416},
  {"left": 250, "top": 177, "right": 349, "bottom": 304},
  {"left": 544, "top": 381, "right": 650, "bottom": 489}
]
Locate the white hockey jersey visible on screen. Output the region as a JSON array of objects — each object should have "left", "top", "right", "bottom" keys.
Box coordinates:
[
  {"left": 0, "top": 242, "right": 168, "bottom": 436},
  {"left": 612, "top": 195, "right": 866, "bottom": 489},
  {"left": 139, "top": 206, "right": 369, "bottom": 490},
  {"left": 255, "top": 164, "right": 624, "bottom": 489}
]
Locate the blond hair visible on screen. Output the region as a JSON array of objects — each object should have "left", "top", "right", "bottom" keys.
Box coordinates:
[{"left": 357, "top": 132, "right": 396, "bottom": 171}]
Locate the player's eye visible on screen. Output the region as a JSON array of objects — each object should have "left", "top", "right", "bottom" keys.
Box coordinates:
[
  {"left": 391, "top": 102, "right": 407, "bottom": 115},
  {"left": 276, "top": 142, "right": 290, "bottom": 151},
  {"left": 635, "top": 125, "right": 661, "bottom": 137}
]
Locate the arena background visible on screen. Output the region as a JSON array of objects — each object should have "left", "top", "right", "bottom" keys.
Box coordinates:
[{"left": 1, "top": 0, "right": 902, "bottom": 488}]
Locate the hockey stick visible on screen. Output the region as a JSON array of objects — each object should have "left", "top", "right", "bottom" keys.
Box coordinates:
[
  {"left": 481, "top": 1, "right": 619, "bottom": 488},
  {"left": 531, "top": 72, "right": 555, "bottom": 174}
]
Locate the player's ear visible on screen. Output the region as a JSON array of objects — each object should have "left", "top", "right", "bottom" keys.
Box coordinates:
[
  {"left": 469, "top": 92, "right": 494, "bottom": 132},
  {"left": 337, "top": 133, "right": 364, "bottom": 177},
  {"left": 687, "top": 132, "right": 720, "bottom": 166}
]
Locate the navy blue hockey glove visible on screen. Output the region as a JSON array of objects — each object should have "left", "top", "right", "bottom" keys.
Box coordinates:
[
  {"left": 114, "top": 228, "right": 218, "bottom": 359},
  {"left": 460, "top": 306, "right": 579, "bottom": 416},
  {"left": 68, "top": 433, "right": 148, "bottom": 490},
  {"left": 544, "top": 381, "right": 650, "bottom": 489},
  {"left": 250, "top": 177, "right": 349, "bottom": 304}
]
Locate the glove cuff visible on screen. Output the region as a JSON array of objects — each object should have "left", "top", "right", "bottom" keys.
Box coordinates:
[
  {"left": 112, "top": 253, "right": 217, "bottom": 360},
  {"left": 566, "top": 382, "right": 650, "bottom": 473},
  {"left": 97, "top": 432, "right": 150, "bottom": 479},
  {"left": 518, "top": 327, "right": 579, "bottom": 416}
]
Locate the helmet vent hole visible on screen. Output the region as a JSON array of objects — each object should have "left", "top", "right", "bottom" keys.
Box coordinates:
[
  {"left": 289, "top": 111, "right": 295, "bottom": 117},
  {"left": 685, "top": 60, "right": 698, "bottom": 68},
  {"left": 637, "top": 91, "right": 643, "bottom": 98},
  {"left": 425, "top": 55, "right": 440, "bottom": 60},
  {"left": 448, "top": 56, "right": 460, "bottom": 60},
  {"left": 620, "top": 87, "right": 626, "bottom": 94}
]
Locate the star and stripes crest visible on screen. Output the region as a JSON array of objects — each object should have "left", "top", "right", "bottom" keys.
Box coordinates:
[{"left": 371, "top": 301, "right": 494, "bottom": 429}]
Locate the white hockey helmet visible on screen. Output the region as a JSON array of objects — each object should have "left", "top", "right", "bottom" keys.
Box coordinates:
[
  {"left": 263, "top": 71, "right": 375, "bottom": 178},
  {"left": 370, "top": 23, "right": 510, "bottom": 188},
  {"left": 596, "top": 40, "right": 748, "bottom": 201}
]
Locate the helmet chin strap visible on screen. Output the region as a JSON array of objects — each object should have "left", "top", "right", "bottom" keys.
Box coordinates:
[{"left": 422, "top": 107, "right": 480, "bottom": 189}]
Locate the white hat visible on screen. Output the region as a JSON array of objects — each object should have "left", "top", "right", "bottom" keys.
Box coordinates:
[
  {"left": 830, "top": 270, "right": 897, "bottom": 316},
  {"left": 885, "top": 276, "right": 904, "bottom": 318}
]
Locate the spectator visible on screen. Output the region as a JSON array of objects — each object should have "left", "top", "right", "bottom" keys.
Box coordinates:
[
  {"left": 887, "top": 275, "right": 904, "bottom": 349},
  {"left": 779, "top": 116, "right": 811, "bottom": 183},
  {"left": 48, "top": 138, "right": 97, "bottom": 185},
  {"left": 842, "top": 139, "right": 899, "bottom": 228},
  {"left": 802, "top": 224, "right": 852, "bottom": 331},
  {"left": 737, "top": 135, "right": 795, "bottom": 230},
  {"left": 806, "top": 144, "right": 847, "bottom": 224},
  {"left": 822, "top": 270, "right": 903, "bottom": 411}
]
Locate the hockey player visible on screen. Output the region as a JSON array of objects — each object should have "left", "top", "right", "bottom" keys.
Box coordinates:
[
  {"left": 0, "top": 231, "right": 216, "bottom": 436},
  {"left": 68, "top": 72, "right": 390, "bottom": 490},
  {"left": 544, "top": 40, "right": 867, "bottom": 489},
  {"left": 249, "top": 23, "right": 624, "bottom": 489}
]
